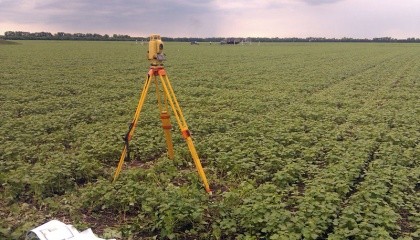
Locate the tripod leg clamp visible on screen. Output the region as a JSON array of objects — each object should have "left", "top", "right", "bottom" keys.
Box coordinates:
[{"left": 181, "top": 129, "right": 191, "bottom": 139}]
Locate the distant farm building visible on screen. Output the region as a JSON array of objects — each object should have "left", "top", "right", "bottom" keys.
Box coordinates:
[{"left": 220, "top": 38, "right": 252, "bottom": 45}]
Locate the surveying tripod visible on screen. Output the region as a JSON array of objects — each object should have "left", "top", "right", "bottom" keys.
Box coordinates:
[{"left": 113, "top": 35, "right": 211, "bottom": 193}]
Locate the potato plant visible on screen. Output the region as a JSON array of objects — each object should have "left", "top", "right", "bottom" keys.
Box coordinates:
[{"left": 0, "top": 41, "right": 419, "bottom": 239}]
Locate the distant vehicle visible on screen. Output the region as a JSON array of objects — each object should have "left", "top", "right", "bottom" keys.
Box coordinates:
[{"left": 190, "top": 41, "right": 199, "bottom": 45}]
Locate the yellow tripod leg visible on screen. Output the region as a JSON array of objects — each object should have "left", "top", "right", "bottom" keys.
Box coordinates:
[
  {"left": 157, "top": 71, "right": 211, "bottom": 193},
  {"left": 113, "top": 73, "right": 153, "bottom": 182},
  {"left": 160, "top": 111, "right": 175, "bottom": 159},
  {"left": 183, "top": 129, "right": 211, "bottom": 193},
  {"left": 154, "top": 77, "right": 175, "bottom": 159}
]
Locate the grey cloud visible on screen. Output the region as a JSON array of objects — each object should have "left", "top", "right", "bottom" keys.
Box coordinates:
[
  {"left": 0, "top": 0, "right": 219, "bottom": 36},
  {"left": 2, "top": 0, "right": 418, "bottom": 38}
]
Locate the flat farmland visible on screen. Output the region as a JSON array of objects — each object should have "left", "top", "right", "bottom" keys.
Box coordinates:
[{"left": 0, "top": 41, "right": 419, "bottom": 239}]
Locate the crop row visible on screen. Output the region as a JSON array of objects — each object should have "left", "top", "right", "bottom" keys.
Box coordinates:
[{"left": 1, "top": 41, "right": 419, "bottom": 239}]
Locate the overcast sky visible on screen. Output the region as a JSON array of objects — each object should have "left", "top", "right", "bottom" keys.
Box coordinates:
[{"left": 1, "top": 0, "right": 419, "bottom": 38}]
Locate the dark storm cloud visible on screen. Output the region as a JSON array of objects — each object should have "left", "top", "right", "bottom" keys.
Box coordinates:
[{"left": 0, "top": 0, "right": 219, "bottom": 36}]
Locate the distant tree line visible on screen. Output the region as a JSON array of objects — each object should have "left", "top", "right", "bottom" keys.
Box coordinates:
[
  {"left": 2, "top": 31, "right": 420, "bottom": 43},
  {"left": 3, "top": 31, "right": 142, "bottom": 41}
]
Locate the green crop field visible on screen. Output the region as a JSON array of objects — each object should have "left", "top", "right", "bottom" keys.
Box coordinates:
[{"left": 1, "top": 40, "right": 419, "bottom": 239}]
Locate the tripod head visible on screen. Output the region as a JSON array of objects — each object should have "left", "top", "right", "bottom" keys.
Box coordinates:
[{"left": 147, "top": 34, "right": 165, "bottom": 66}]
